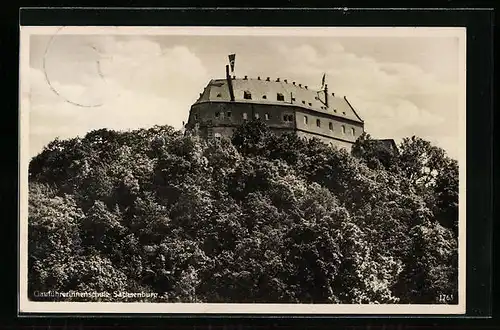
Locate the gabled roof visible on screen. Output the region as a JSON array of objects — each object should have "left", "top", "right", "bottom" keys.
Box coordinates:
[{"left": 194, "top": 78, "right": 364, "bottom": 124}]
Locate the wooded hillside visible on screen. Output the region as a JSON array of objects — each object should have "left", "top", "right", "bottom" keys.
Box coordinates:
[{"left": 28, "top": 120, "right": 459, "bottom": 304}]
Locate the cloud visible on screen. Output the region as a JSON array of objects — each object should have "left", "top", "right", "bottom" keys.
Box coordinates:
[
  {"left": 26, "top": 34, "right": 461, "bottom": 161},
  {"left": 28, "top": 35, "right": 210, "bottom": 158},
  {"left": 268, "top": 42, "right": 460, "bottom": 159}
]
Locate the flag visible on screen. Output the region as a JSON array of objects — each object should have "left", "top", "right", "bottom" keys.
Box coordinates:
[
  {"left": 228, "top": 54, "right": 236, "bottom": 72},
  {"left": 321, "top": 73, "right": 326, "bottom": 88}
]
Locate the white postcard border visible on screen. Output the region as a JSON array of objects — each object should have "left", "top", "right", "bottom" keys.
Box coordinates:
[{"left": 18, "top": 25, "right": 467, "bottom": 315}]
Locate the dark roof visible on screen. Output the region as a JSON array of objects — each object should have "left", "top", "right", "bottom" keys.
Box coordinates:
[
  {"left": 194, "top": 78, "right": 364, "bottom": 124},
  {"left": 369, "top": 139, "right": 399, "bottom": 154}
]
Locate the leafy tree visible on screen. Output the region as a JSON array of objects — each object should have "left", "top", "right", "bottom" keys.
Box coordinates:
[{"left": 27, "top": 124, "right": 459, "bottom": 304}]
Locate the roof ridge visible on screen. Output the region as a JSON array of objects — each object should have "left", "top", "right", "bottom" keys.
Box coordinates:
[{"left": 343, "top": 96, "right": 364, "bottom": 123}]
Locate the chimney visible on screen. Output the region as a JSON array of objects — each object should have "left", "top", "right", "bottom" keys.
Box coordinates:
[
  {"left": 226, "top": 65, "right": 235, "bottom": 102},
  {"left": 244, "top": 75, "right": 248, "bottom": 80},
  {"left": 266, "top": 77, "right": 270, "bottom": 81},
  {"left": 276, "top": 78, "right": 280, "bottom": 82},
  {"left": 324, "top": 84, "right": 329, "bottom": 108}
]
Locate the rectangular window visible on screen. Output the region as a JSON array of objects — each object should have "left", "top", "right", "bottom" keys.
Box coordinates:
[
  {"left": 194, "top": 114, "right": 198, "bottom": 120},
  {"left": 265, "top": 113, "right": 270, "bottom": 120},
  {"left": 227, "top": 111, "right": 232, "bottom": 118},
  {"left": 342, "top": 125, "right": 346, "bottom": 134},
  {"left": 351, "top": 127, "right": 355, "bottom": 135},
  {"left": 329, "top": 122, "right": 333, "bottom": 131},
  {"left": 243, "top": 112, "right": 248, "bottom": 120},
  {"left": 244, "top": 91, "right": 252, "bottom": 100},
  {"left": 215, "top": 112, "right": 220, "bottom": 118},
  {"left": 304, "top": 116, "right": 308, "bottom": 125},
  {"left": 255, "top": 113, "right": 260, "bottom": 119},
  {"left": 214, "top": 132, "right": 222, "bottom": 139},
  {"left": 316, "top": 119, "right": 321, "bottom": 127},
  {"left": 277, "top": 93, "right": 285, "bottom": 101}
]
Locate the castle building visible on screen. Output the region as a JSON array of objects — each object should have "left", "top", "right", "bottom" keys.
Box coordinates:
[{"left": 185, "top": 60, "right": 365, "bottom": 151}]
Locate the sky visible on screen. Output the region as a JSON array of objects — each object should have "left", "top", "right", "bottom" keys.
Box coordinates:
[{"left": 25, "top": 28, "right": 464, "bottom": 160}]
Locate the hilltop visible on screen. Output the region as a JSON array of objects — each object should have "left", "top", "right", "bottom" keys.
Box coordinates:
[{"left": 28, "top": 120, "right": 458, "bottom": 304}]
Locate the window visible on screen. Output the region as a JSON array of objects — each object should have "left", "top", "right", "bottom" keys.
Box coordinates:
[
  {"left": 244, "top": 91, "right": 252, "bottom": 100},
  {"left": 304, "top": 116, "right": 308, "bottom": 125},
  {"left": 316, "top": 119, "right": 321, "bottom": 127},
  {"left": 351, "top": 127, "right": 355, "bottom": 135},
  {"left": 302, "top": 100, "right": 306, "bottom": 104},
  {"left": 277, "top": 93, "right": 285, "bottom": 101},
  {"left": 283, "top": 114, "right": 293, "bottom": 122},
  {"left": 308, "top": 102, "right": 312, "bottom": 106},
  {"left": 265, "top": 113, "right": 270, "bottom": 120},
  {"left": 220, "top": 111, "right": 225, "bottom": 119},
  {"left": 216, "top": 93, "right": 222, "bottom": 97},
  {"left": 263, "top": 95, "right": 267, "bottom": 99},
  {"left": 291, "top": 97, "right": 296, "bottom": 102},
  {"left": 227, "top": 111, "right": 232, "bottom": 118},
  {"left": 334, "top": 109, "right": 337, "bottom": 113},
  {"left": 342, "top": 111, "right": 346, "bottom": 115},
  {"left": 243, "top": 112, "right": 248, "bottom": 120},
  {"left": 342, "top": 125, "right": 346, "bottom": 134},
  {"left": 215, "top": 112, "right": 220, "bottom": 118},
  {"left": 194, "top": 114, "right": 198, "bottom": 120},
  {"left": 214, "top": 133, "right": 222, "bottom": 139},
  {"left": 329, "top": 122, "right": 333, "bottom": 131},
  {"left": 255, "top": 113, "right": 260, "bottom": 119}
]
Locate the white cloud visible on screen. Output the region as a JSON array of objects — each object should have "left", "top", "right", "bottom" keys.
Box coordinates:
[
  {"left": 268, "top": 42, "right": 460, "bottom": 159},
  {"left": 28, "top": 36, "right": 210, "bottom": 158},
  {"left": 26, "top": 35, "right": 461, "bottom": 161}
]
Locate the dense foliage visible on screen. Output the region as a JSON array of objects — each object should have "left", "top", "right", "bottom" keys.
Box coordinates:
[{"left": 28, "top": 121, "right": 459, "bottom": 304}]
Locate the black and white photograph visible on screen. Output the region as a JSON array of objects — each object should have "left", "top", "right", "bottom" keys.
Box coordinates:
[{"left": 19, "top": 26, "right": 466, "bottom": 314}]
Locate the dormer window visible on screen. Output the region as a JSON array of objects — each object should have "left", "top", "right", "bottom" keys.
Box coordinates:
[
  {"left": 244, "top": 91, "right": 252, "bottom": 100},
  {"left": 291, "top": 97, "right": 296, "bottom": 102},
  {"left": 308, "top": 102, "right": 312, "bottom": 106},
  {"left": 216, "top": 93, "right": 222, "bottom": 97},
  {"left": 277, "top": 93, "right": 285, "bottom": 101},
  {"left": 263, "top": 95, "right": 267, "bottom": 99},
  {"left": 302, "top": 100, "right": 306, "bottom": 104},
  {"left": 343, "top": 111, "right": 346, "bottom": 115}
]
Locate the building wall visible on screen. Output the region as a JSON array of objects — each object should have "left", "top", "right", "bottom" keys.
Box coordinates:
[
  {"left": 187, "top": 101, "right": 363, "bottom": 150},
  {"left": 294, "top": 109, "right": 363, "bottom": 144},
  {"left": 187, "top": 102, "right": 296, "bottom": 132},
  {"left": 296, "top": 131, "right": 354, "bottom": 151}
]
